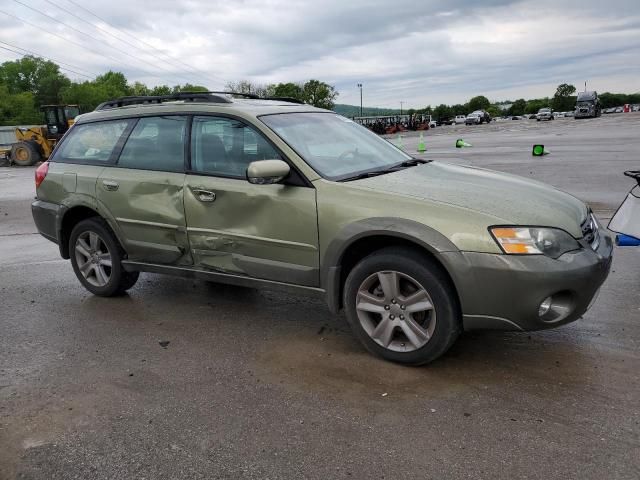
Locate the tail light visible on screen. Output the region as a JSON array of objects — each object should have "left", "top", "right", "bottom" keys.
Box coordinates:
[{"left": 35, "top": 161, "right": 49, "bottom": 188}]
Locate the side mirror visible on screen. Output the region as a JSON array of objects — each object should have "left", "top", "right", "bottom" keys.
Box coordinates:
[{"left": 247, "top": 160, "right": 290, "bottom": 185}]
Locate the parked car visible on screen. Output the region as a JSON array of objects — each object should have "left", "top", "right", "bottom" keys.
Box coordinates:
[
  {"left": 565, "top": 111, "right": 574, "bottom": 117},
  {"left": 615, "top": 106, "right": 623, "bottom": 113},
  {"left": 555, "top": 112, "right": 565, "bottom": 118},
  {"left": 528, "top": 114, "right": 538, "bottom": 120},
  {"left": 465, "top": 113, "right": 481, "bottom": 125},
  {"left": 454, "top": 115, "right": 467, "bottom": 124},
  {"left": 575, "top": 91, "right": 601, "bottom": 118},
  {"left": 537, "top": 108, "right": 554, "bottom": 121},
  {"left": 471, "top": 109, "right": 491, "bottom": 124},
  {"left": 31, "top": 92, "right": 614, "bottom": 365}
]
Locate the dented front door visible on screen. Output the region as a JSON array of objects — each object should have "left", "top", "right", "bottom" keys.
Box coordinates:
[{"left": 183, "top": 176, "right": 319, "bottom": 286}]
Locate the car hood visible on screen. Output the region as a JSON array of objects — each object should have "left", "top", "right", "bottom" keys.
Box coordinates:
[{"left": 351, "top": 162, "right": 588, "bottom": 237}]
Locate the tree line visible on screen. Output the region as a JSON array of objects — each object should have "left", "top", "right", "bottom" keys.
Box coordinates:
[
  {"left": 1, "top": 55, "right": 638, "bottom": 126},
  {"left": 405, "top": 84, "right": 640, "bottom": 121},
  {"left": 0, "top": 55, "right": 338, "bottom": 125}
]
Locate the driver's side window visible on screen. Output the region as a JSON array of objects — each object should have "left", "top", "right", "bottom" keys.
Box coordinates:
[{"left": 190, "top": 116, "right": 281, "bottom": 177}]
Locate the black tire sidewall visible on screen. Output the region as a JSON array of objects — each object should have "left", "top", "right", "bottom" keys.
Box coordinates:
[
  {"left": 11, "top": 142, "right": 41, "bottom": 167},
  {"left": 344, "top": 248, "right": 461, "bottom": 365},
  {"left": 69, "top": 218, "right": 127, "bottom": 296}
]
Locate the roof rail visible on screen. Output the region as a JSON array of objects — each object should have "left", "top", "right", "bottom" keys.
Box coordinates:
[
  {"left": 209, "top": 91, "right": 305, "bottom": 104},
  {"left": 94, "top": 91, "right": 308, "bottom": 111},
  {"left": 94, "top": 92, "right": 233, "bottom": 110},
  {"left": 264, "top": 96, "right": 305, "bottom": 105}
]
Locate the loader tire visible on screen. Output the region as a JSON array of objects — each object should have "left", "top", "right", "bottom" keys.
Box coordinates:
[{"left": 11, "top": 142, "right": 41, "bottom": 167}]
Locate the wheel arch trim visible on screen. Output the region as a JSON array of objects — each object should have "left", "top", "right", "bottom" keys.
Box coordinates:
[{"left": 322, "top": 217, "right": 463, "bottom": 313}]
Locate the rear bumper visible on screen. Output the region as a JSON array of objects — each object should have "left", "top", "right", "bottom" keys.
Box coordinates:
[
  {"left": 442, "top": 231, "right": 614, "bottom": 331},
  {"left": 32, "top": 199, "right": 64, "bottom": 246}
]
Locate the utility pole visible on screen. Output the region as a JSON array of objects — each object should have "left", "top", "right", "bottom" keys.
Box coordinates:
[
  {"left": 357, "top": 83, "right": 363, "bottom": 116},
  {"left": 400, "top": 101, "right": 404, "bottom": 115}
]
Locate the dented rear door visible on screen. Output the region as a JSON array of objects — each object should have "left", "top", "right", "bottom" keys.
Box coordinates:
[{"left": 97, "top": 115, "right": 192, "bottom": 265}]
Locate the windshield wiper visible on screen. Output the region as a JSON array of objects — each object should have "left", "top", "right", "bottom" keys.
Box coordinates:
[
  {"left": 395, "top": 158, "right": 431, "bottom": 168},
  {"left": 338, "top": 158, "right": 431, "bottom": 182}
]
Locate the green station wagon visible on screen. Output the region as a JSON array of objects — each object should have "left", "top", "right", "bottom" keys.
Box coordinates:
[{"left": 32, "top": 92, "right": 614, "bottom": 364}]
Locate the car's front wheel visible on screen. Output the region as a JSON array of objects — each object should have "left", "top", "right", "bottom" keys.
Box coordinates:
[
  {"left": 344, "top": 247, "right": 461, "bottom": 365},
  {"left": 69, "top": 218, "right": 139, "bottom": 296}
]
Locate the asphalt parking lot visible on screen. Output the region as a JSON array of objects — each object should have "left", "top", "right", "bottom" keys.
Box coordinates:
[{"left": 1, "top": 113, "right": 639, "bottom": 479}]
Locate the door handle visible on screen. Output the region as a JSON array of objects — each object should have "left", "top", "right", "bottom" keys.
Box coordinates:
[
  {"left": 192, "top": 188, "right": 216, "bottom": 202},
  {"left": 102, "top": 180, "right": 119, "bottom": 191}
]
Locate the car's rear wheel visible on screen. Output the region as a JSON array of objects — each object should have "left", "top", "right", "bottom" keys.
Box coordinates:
[
  {"left": 69, "top": 218, "right": 139, "bottom": 296},
  {"left": 344, "top": 247, "right": 461, "bottom": 365}
]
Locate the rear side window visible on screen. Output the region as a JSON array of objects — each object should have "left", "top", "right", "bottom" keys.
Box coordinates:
[
  {"left": 53, "top": 120, "right": 130, "bottom": 163},
  {"left": 117, "top": 116, "right": 187, "bottom": 172}
]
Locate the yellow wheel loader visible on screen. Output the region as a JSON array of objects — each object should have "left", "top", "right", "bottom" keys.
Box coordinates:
[{"left": 3, "top": 105, "right": 79, "bottom": 166}]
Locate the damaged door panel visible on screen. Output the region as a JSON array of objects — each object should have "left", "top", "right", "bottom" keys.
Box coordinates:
[
  {"left": 97, "top": 169, "right": 190, "bottom": 264},
  {"left": 184, "top": 177, "right": 319, "bottom": 286},
  {"left": 97, "top": 115, "right": 192, "bottom": 265},
  {"left": 185, "top": 115, "right": 319, "bottom": 286}
]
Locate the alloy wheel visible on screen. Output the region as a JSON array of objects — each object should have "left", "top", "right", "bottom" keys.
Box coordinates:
[
  {"left": 355, "top": 270, "right": 436, "bottom": 352},
  {"left": 74, "top": 231, "right": 112, "bottom": 287}
]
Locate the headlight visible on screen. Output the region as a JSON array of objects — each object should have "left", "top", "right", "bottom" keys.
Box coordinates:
[{"left": 490, "top": 227, "right": 580, "bottom": 258}]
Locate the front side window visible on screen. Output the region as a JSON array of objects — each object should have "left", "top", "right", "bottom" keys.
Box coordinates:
[
  {"left": 117, "top": 116, "right": 187, "bottom": 172},
  {"left": 260, "top": 113, "right": 411, "bottom": 180},
  {"left": 53, "top": 120, "right": 130, "bottom": 163},
  {"left": 190, "top": 116, "right": 281, "bottom": 178}
]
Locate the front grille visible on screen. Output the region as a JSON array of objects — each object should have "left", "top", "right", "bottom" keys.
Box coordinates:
[{"left": 581, "top": 213, "right": 599, "bottom": 250}]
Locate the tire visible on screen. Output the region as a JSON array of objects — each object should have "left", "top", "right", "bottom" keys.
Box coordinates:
[
  {"left": 343, "top": 247, "right": 461, "bottom": 365},
  {"left": 10, "top": 141, "right": 41, "bottom": 166},
  {"left": 69, "top": 217, "right": 139, "bottom": 296}
]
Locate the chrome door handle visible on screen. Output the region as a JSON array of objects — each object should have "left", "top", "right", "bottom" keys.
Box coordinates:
[
  {"left": 192, "top": 189, "right": 216, "bottom": 202},
  {"left": 102, "top": 180, "right": 119, "bottom": 191}
]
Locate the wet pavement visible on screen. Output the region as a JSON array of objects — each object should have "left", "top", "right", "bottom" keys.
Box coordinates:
[{"left": 1, "top": 114, "right": 639, "bottom": 479}]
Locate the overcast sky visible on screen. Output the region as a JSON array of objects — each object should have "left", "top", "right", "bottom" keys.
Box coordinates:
[{"left": 0, "top": 0, "right": 638, "bottom": 108}]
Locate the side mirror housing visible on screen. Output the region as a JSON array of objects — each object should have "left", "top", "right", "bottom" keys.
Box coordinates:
[{"left": 247, "top": 160, "right": 290, "bottom": 185}]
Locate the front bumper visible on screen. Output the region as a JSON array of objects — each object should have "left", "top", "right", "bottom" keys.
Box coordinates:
[
  {"left": 575, "top": 108, "right": 594, "bottom": 118},
  {"left": 442, "top": 231, "right": 614, "bottom": 331}
]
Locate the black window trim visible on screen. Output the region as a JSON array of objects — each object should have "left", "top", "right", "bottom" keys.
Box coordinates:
[
  {"left": 48, "top": 118, "right": 136, "bottom": 166},
  {"left": 186, "top": 112, "right": 313, "bottom": 188},
  {"left": 50, "top": 111, "right": 314, "bottom": 188},
  {"left": 112, "top": 114, "right": 189, "bottom": 174}
]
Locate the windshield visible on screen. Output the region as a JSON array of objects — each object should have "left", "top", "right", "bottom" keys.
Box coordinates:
[
  {"left": 539, "top": 108, "right": 550, "bottom": 113},
  {"left": 260, "top": 112, "right": 411, "bottom": 180}
]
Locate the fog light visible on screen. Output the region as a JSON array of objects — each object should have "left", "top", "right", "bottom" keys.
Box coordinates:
[{"left": 538, "top": 297, "right": 552, "bottom": 317}]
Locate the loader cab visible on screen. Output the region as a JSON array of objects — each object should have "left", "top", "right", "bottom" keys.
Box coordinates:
[{"left": 40, "top": 105, "right": 79, "bottom": 139}]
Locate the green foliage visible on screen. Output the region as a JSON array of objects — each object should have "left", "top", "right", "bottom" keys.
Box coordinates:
[
  {"left": 552, "top": 83, "right": 577, "bottom": 111},
  {"left": 0, "top": 84, "right": 41, "bottom": 124},
  {"left": 0, "top": 55, "right": 69, "bottom": 106},
  {"left": 433, "top": 104, "right": 452, "bottom": 121},
  {"left": 272, "top": 82, "right": 304, "bottom": 100},
  {"left": 486, "top": 105, "right": 501, "bottom": 118},
  {"left": 172, "top": 84, "right": 209, "bottom": 93},
  {"left": 467, "top": 95, "right": 490, "bottom": 111},
  {"left": 332, "top": 104, "right": 400, "bottom": 117},
  {"left": 599, "top": 92, "right": 640, "bottom": 108},
  {"left": 302, "top": 79, "right": 338, "bottom": 109},
  {"left": 525, "top": 98, "right": 550, "bottom": 114},
  {"left": 507, "top": 98, "right": 527, "bottom": 116}
]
